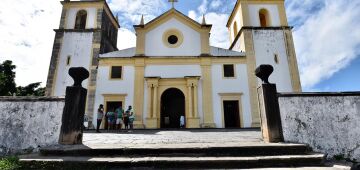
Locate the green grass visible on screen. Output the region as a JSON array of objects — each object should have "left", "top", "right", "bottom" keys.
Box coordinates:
[{"left": 0, "top": 156, "right": 22, "bottom": 170}]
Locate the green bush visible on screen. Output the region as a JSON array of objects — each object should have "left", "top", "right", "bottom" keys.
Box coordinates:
[{"left": 0, "top": 156, "right": 22, "bottom": 170}]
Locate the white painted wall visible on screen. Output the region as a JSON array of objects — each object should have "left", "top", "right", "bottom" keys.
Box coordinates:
[
  {"left": 65, "top": 8, "right": 97, "bottom": 29},
  {"left": 145, "top": 65, "right": 202, "bottom": 78},
  {"left": 93, "top": 66, "right": 135, "bottom": 126},
  {"left": 211, "top": 64, "right": 252, "bottom": 128},
  {"left": 248, "top": 4, "right": 280, "bottom": 27},
  {"left": 54, "top": 32, "right": 93, "bottom": 96},
  {"left": 252, "top": 30, "right": 293, "bottom": 92},
  {"left": 145, "top": 18, "right": 201, "bottom": 56}
]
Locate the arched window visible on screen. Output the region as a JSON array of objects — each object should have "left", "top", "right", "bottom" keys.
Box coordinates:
[
  {"left": 259, "top": 9, "right": 270, "bottom": 27},
  {"left": 75, "top": 10, "right": 87, "bottom": 29},
  {"left": 233, "top": 21, "right": 238, "bottom": 37}
]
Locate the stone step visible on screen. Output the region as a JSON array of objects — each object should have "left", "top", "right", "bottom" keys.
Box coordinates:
[
  {"left": 19, "top": 154, "right": 325, "bottom": 169},
  {"left": 40, "top": 143, "right": 311, "bottom": 157}
]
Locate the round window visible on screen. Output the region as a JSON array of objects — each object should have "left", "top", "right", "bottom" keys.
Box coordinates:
[
  {"left": 168, "top": 35, "right": 178, "bottom": 44},
  {"left": 162, "top": 29, "right": 183, "bottom": 48}
]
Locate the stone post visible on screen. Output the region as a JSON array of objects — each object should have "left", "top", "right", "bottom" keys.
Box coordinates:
[
  {"left": 59, "top": 67, "right": 89, "bottom": 145},
  {"left": 255, "top": 65, "right": 284, "bottom": 143}
]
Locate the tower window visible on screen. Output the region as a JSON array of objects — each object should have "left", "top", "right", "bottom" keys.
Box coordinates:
[
  {"left": 259, "top": 9, "right": 270, "bottom": 27},
  {"left": 274, "top": 54, "right": 279, "bottom": 64},
  {"left": 223, "top": 64, "right": 235, "bottom": 78},
  {"left": 66, "top": 56, "right": 71, "bottom": 66},
  {"left": 110, "top": 66, "right": 122, "bottom": 79},
  {"left": 233, "top": 21, "right": 238, "bottom": 37},
  {"left": 75, "top": 10, "right": 87, "bottom": 29}
]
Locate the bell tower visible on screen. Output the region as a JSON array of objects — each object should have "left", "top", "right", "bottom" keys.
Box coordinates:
[
  {"left": 45, "top": 0, "right": 120, "bottom": 127},
  {"left": 227, "top": 0, "right": 301, "bottom": 127}
]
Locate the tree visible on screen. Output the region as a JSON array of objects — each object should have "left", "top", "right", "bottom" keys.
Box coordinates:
[
  {"left": 0, "top": 60, "right": 45, "bottom": 96},
  {"left": 0, "top": 60, "right": 16, "bottom": 96},
  {"left": 16, "top": 82, "right": 45, "bottom": 96}
]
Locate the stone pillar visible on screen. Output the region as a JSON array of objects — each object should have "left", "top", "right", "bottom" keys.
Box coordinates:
[
  {"left": 147, "top": 86, "right": 152, "bottom": 118},
  {"left": 188, "top": 85, "right": 193, "bottom": 118},
  {"left": 193, "top": 85, "right": 198, "bottom": 118},
  {"left": 153, "top": 85, "right": 158, "bottom": 118},
  {"left": 59, "top": 67, "right": 89, "bottom": 145},
  {"left": 200, "top": 58, "right": 216, "bottom": 128},
  {"left": 145, "top": 77, "right": 160, "bottom": 129},
  {"left": 186, "top": 76, "right": 200, "bottom": 128},
  {"left": 255, "top": 65, "right": 284, "bottom": 143},
  {"left": 133, "top": 58, "right": 145, "bottom": 128}
]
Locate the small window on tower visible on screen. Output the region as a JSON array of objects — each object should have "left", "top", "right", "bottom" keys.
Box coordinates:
[
  {"left": 110, "top": 66, "right": 122, "bottom": 79},
  {"left": 233, "top": 21, "right": 238, "bottom": 37},
  {"left": 75, "top": 10, "right": 87, "bottom": 29},
  {"left": 274, "top": 54, "right": 279, "bottom": 64},
  {"left": 66, "top": 56, "right": 71, "bottom": 66},
  {"left": 223, "top": 64, "right": 235, "bottom": 78},
  {"left": 259, "top": 9, "right": 270, "bottom": 27}
]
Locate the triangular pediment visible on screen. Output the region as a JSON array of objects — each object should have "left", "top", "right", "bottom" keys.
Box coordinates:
[{"left": 134, "top": 8, "right": 211, "bottom": 33}]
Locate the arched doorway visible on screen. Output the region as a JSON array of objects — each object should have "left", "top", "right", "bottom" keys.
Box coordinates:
[{"left": 160, "top": 88, "right": 185, "bottom": 128}]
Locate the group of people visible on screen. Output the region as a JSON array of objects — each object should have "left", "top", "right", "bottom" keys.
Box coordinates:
[{"left": 96, "top": 104, "right": 135, "bottom": 132}]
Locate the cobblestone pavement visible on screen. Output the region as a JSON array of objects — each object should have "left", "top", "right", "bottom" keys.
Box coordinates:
[{"left": 83, "top": 129, "right": 265, "bottom": 148}]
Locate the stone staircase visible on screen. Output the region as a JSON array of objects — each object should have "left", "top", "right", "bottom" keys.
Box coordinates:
[{"left": 19, "top": 143, "right": 325, "bottom": 169}]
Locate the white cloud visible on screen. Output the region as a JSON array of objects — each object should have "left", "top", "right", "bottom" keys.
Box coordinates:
[
  {"left": 188, "top": 5, "right": 230, "bottom": 49},
  {"left": 0, "top": 0, "right": 61, "bottom": 86},
  {"left": 108, "top": 0, "right": 167, "bottom": 27},
  {"left": 188, "top": 10, "right": 197, "bottom": 20},
  {"left": 117, "top": 28, "right": 136, "bottom": 50},
  {"left": 198, "top": 0, "right": 208, "bottom": 14},
  {"left": 289, "top": 0, "right": 360, "bottom": 89},
  {"left": 210, "top": 0, "right": 222, "bottom": 9}
]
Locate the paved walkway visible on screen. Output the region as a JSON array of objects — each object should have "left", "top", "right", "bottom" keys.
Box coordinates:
[{"left": 82, "top": 129, "right": 264, "bottom": 148}]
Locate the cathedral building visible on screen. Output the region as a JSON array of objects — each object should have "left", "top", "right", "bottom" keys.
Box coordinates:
[{"left": 45, "top": 0, "right": 301, "bottom": 129}]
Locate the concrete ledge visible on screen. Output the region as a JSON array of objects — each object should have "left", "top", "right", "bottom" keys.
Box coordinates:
[
  {"left": 278, "top": 92, "right": 360, "bottom": 97},
  {"left": 0, "top": 96, "right": 65, "bottom": 102}
]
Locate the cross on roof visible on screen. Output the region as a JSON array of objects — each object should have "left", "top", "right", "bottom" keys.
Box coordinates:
[{"left": 168, "top": 0, "right": 178, "bottom": 8}]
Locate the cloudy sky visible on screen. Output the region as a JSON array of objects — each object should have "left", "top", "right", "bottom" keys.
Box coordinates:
[{"left": 0, "top": 0, "right": 359, "bottom": 91}]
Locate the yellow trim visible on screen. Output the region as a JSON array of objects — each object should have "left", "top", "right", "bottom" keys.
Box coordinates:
[
  {"left": 283, "top": 29, "right": 302, "bottom": 92},
  {"left": 99, "top": 57, "right": 246, "bottom": 66},
  {"left": 135, "top": 29, "right": 145, "bottom": 55},
  {"left": 108, "top": 66, "right": 123, "bottom": 80},
  {"left": 222, "top": 64, "right": 237, "bottom": 79},
  {"left": 50, "top": 35, "right": 64, "bottom": 96},
  {"left": 63, "top": 2, "right": 104, "bottom": 9},
  {"left": 219, "top": 93, "right": 244, "bottom": 128},
  {"left": 133, "top": 58, "right": 145, "bottom": 128},
  {"left": 162, "top": 29, "right": 184, "bottom": 48},
  {"left": 243, "top": 29, "right": 261, "bottom": 127},
  {"left": 277, "top": 3, "right": 288, "bottom": 26},
  {"left": 200, "top": 57, "right": 215, "bottom": 128}
]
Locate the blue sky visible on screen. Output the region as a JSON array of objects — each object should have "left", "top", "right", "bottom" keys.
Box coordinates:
[{"left": 0, "top": 0, "right": 359, "bottom": 92}]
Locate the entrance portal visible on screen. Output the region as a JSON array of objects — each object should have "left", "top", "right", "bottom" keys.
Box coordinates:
[
  {"left": 105, "top": 101, "right": 122, "bottom": 129},
  {"left": 160, "top": 88, "right": 185, "bottom": 128},
  {"left": 223, "top": 100, "right": 241, "bottom": 128}
]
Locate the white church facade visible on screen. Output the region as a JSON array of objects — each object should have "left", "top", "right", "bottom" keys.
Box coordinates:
[{"left": 45, "top": 0, "right": 301, "bottom": 129}]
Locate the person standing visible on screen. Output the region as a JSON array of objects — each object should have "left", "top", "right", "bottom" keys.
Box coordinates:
[
  {"left": 123, "top": 110, "right": 129, "bottom": 130},
  {"left": 129, "top": 111, "right": 135, "bottom": 130},
  {"left": 96, "top": 104, "right": 104, "bottom": 133},
  {"left": 115, "top": 105, "right": 124, "bottom": 130},
  {"left": 126, "top": 106, "right": 134, "bottom": 129},
  {"left": 106, "top": 108, "right": 115, "bottom": 130},
  {"left": 180, "top": 115, "right": 185, "bottom": 128}
]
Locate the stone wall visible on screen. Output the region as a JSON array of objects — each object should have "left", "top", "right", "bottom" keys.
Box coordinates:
[
  {"left": 278, "top": 93, "right": 360, "bottom": 160},
  {"left": 0, "top": 97, "right": 64, "bottom": 156}
]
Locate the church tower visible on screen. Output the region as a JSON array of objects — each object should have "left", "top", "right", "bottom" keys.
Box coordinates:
[
  {"left": 227, "top": 0, "right": 301, "bottom": 127},
  {"left": 45, "top": 0, "right": 120, "bottom": 126}
]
